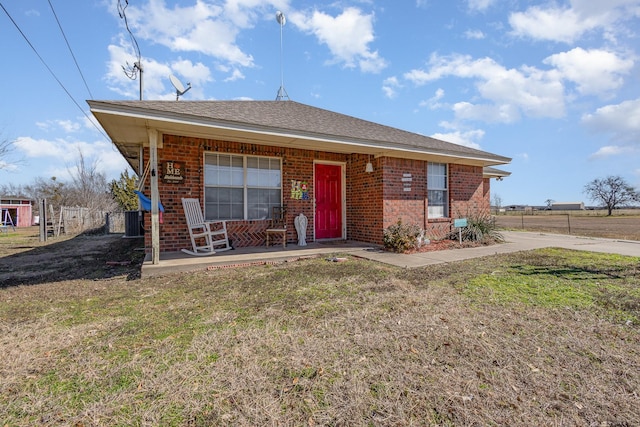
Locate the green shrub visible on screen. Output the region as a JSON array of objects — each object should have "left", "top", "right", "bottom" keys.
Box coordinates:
[
  {"left": 448, "top": 212, "right": 504, "bottom": 243},
  {"left": 383, "top": 219, "right": 423, "bottom": 253}
]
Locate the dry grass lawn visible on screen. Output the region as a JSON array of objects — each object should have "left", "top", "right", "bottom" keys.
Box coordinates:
[{"left": 0, "top": 227, "right": 639, "bottom": 426}]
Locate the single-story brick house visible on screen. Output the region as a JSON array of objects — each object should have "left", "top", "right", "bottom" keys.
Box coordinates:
[{"left": 88, "top": 100, "right": 511, "bottom": 264}]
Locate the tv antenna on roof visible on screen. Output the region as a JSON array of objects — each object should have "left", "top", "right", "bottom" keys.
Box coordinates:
[
  {"left": 275, "top": 11, "right": 289, "bottom": 101},
  {"left": 169, "top": 75, "right": 191, "bottom": 100}
]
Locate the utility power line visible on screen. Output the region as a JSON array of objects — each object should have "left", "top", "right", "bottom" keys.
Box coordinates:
[
  {"left": 0, "top": 1, "right": 109, "bottom": 142},
  {"left": 47, "top": 0, "right": 94, "bottom": 99}
]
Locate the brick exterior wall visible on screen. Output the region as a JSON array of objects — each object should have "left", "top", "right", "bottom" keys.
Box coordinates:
[
  {"left": 381, "top": 157, "right": 427, "bottom": 237},
  {"left": 346, "top": 154, "right": 384, "bottom": 243},
  {"left": 139, "top": 134, "right": 492, "bottom": 252},
  {"left": 450, "top": 164, "right": 488, "bottom": 218}
]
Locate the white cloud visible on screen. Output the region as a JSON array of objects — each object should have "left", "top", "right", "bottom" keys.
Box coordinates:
[
  {"left": 452, "top": 102, "right": 521, "bottom": 123},
  {"left": 290, "top": 7, "right": 387, "bottom": 73},
  {"left": 464, "top": 29, "right": 485, "bottom": 39},
  {"left": 35, "top": 119, "right": 83, "bottom": 133},
  {"left": 544, "top": 48, "right": 634, "bottom": 96},
  {"left": 468, "top": 0, "right": 496, "bottom": 12},
  {"left": 509, "top": 1, "right": 640, "bottom": 43},
  {"left": 107, "top": 40, "right": 220, "bottom": 100},
  {"left": 405, "top": 54, "right": 565, "bottom": 123},
  {"left": 171, "top": 59, "right": 212, "bottom": 85},
  {"left": 224, "top": 69, "right": 245, "bottom": 82},
  {"left": 123, "top": 0, "right": 274, "bottom": 67},
  {"left": 105, "top": 42, "right": 151, "bottom": 99},
  {"left": 509, "top": 6, "right": 599, "bottom": 43},
  {"left": 13, "top": 136, "right": 129, "bottom": 181},
  {"left": 571, "top": 0, "right": 640, "bottom": 15},
  {"left": 431, "top": 129, "right": 484, "bottom": 149},
  {"left": 0, "top": 159, "right": 19, "bottom": 172},
  {"left": 382, "top": 76, "right": 401, "bottom": 98},
  {"left": 108, "top": 1, "right": 386, "bottom": 100},
  {"left": 589, "top": 145, "right": 637, "bottom": 159},
  {"left": 56, "top": 120, "right": 82, "bottom": 133},
  {"left": 402, "top": 46, "right": 635, "bottom": 126},
  {"left": 419, "top": 88, "right": 445, "bottom": 110},
  {"left": 14, "top": 137, "right": 68, "bottom": 158},
  {"left": 582, "top": 98, "right": 640, "bottom": 142},
  {"left": 169, "top": 59, "right": 213, "bottom": 98}
]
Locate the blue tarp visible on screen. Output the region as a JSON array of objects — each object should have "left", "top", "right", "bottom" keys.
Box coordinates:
[{"left": 134, "top": 190, "right": 165, "bottom": 212}]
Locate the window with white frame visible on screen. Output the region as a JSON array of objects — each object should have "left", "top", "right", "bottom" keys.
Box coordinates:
[
  {"left": 427, "top": 162, "right": 448, "bottom": 218},
  {"left": 204, "top": 153, "right": 282, "bottom": 221}
]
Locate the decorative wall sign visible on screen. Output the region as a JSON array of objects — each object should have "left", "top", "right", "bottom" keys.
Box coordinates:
[
  {"left": 291, "top": 180, "right": 310, "bottom": 200},
  {"left": 162, "top": 161, "right": 184, "bottom": 183},
  {"left": 402, "top": 173, "right": 412, "bottom": 192}
]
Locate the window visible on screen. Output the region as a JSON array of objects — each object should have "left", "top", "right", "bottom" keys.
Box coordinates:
[
  {"left": 427, "top": 162, "right": 448, "bottom": 218},
  {"left": 204, "top": 153, "right": 281, "bottom": 220}
]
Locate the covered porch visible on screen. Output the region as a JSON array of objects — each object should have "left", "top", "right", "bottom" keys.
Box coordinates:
[
  {"left": 89, "top": 100, "right": 511, "bottom": 267},
  {"left": 141, "top": 240, "right": 380, "bottom": 278}
]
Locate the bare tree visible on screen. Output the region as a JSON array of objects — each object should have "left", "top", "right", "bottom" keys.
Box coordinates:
[
  {"left": 583, "top": 175, "right": 640, "bottom": 216},
  {"left": 492, "top": 193, "right": 503, "bottom": 214},
  {"left": 0, "top": 183, "right": 29, "bottom": 198},
  {"left": 24, "top": 176, "right": 67, "bottom": 208},
  {"left": 23, "top": 149, "right": 117, "bottom": 213},
  {"left": 67, "top": 149, "right": 117, "bottom": 211},
  {"left": 0, "top": 131, "right": 21, "bottom": 170}
]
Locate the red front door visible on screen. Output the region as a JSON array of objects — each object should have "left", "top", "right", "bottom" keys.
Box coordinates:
[{"left": 315, "top": 163, "right": 342, "bottom": 239}]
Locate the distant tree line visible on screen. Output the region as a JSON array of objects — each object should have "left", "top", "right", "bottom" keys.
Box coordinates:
[{"left": 0, "top": 149, "right": 138, "bottom": 215}]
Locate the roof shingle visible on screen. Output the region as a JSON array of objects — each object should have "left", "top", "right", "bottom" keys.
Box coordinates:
[{"left": 90, "top": 100, "right": 511, "bottom": 164}]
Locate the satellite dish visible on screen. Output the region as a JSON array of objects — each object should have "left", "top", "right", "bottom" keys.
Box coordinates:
[
  {"left": 276, "top": 11, "right": 286, "bottom": 26},
  {"left": 169, "top": 74, "right": 192, "bottom": 100}
]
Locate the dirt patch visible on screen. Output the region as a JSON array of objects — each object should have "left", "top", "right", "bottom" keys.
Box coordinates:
[
  {"left": 0, "top": 228, "right": 144, "bottom": 287},
  {"left": 495, "top": 214, "right": 640, "bottom": 240}
]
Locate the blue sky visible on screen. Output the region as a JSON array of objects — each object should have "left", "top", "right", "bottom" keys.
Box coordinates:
[{"left": 1, "top": 0, "right": 639, "bottom": 206}]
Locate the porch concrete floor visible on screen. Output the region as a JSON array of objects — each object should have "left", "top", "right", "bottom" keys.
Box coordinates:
[{"left": 141, "top": 240, "right": 380, "bottom": 278}]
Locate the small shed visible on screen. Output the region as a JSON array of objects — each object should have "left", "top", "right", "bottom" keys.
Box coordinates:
[
  {"left": 0, "top": 198, "right": 33, "bottom": 227},
  {"left": 551, "top": 202, "right": 585, "bottom": 211}
]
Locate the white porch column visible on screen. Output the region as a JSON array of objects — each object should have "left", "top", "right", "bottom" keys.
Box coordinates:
[{"left": 148, "top": 128, "right": 160, "bottom": 264}]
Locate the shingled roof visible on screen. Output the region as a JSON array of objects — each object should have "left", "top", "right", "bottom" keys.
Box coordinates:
[{"left": 88, "top": 100, "right": 511, "bottom": 167}]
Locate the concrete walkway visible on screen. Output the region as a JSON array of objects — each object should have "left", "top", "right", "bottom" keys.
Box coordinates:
[
  {"left": 357, "top": 231, "right": 640, "bottom": 268},
  {"left": 142, "top": 231, "right": 640, "bottom": 277}
]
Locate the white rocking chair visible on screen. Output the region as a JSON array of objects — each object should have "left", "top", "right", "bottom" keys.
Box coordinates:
[{"left": 181, "top": 198, "right": 232, "bottom": 256}]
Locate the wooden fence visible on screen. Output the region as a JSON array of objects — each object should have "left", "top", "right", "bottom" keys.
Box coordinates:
[{"left": 46, "top": 207, "right": 125, "bottom": 236}]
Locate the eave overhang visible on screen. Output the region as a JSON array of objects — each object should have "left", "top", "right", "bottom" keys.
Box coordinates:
[{"left": 89, "top": 101, "right": 512, "bottom": 173}]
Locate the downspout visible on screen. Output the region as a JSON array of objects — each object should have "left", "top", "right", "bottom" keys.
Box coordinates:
[{"left": 148, "top": 128, "right": 160, "bottom": 264}]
